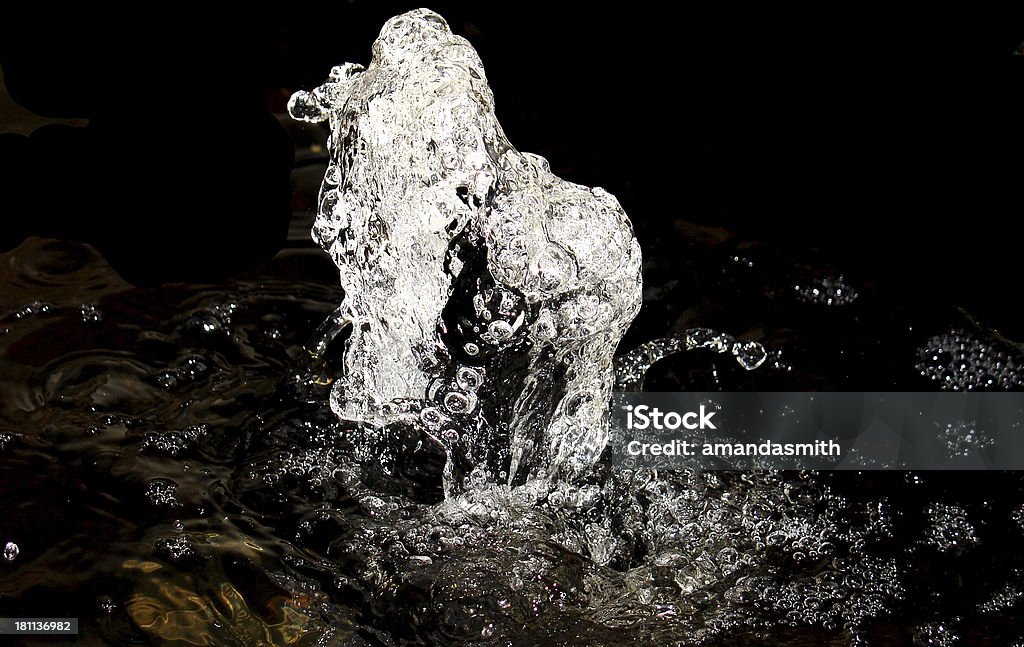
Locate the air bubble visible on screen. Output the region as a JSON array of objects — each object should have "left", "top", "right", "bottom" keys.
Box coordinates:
[
  {"left": 731, "top": 340, "right": 767, "bottom": 370},
  {"left": 443, "top": 391, "right": 475, "bottom": 414},
  {"left": 456, "top": 367, "right": 483, "bottom": 391},
  {"left": 420, "top": 407, "right": 445, "bottom": 430},
  {"left": 487, "top": 320, "right": 513, "bottom": 342}
]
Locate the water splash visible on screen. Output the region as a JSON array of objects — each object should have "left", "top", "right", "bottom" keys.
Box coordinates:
[
  {"left": 615, "top": 329, "right": 767, "bottom": 391},
  {"left": 2, "top": 236, "right": 1023, "bottom": 644},
  {"left": 290, "top": 9, "right": 642, "bottom": 488}
]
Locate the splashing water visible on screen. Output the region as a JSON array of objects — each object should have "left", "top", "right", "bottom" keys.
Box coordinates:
[
  {"left": 615, "top": 329, "right": 767, "bottom": 391},
  {"left": 3, "top": 232, "right": 1024, "bottom": 644},
  {"left": 289, "top": 8, "right": 642, "bottom": 488},
  {"left": 3, "top": 10, "right": 1024, "bottom": 647}
]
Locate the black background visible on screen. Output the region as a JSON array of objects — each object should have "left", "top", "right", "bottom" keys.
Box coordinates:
[{"left": 1, "top": 5, "right": 1021, "bottom": 331}]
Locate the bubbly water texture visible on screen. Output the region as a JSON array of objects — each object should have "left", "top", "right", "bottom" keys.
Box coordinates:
[
  {"left": 4, "top": 233, "right": 1024, "bottom": 643},
  {"left": 916, "top": 328, "right": 1024, "bottom": 390},
  {"left": 289, "top": 9, "right": 642, "bottom": 487},
  {"left": 4, "top": 10, "right": 1024, "bottom": 646}
]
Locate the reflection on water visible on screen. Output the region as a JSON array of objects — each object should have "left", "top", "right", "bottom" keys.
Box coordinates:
[{"left": 2, "top": 236, "right": 1024, "bottom": 645}]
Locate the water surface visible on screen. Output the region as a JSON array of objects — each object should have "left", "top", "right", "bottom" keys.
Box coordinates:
[{"left": 2, "top": 235, "right": 1023, "bottom": 646}]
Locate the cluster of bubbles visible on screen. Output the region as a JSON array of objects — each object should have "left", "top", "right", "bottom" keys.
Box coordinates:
[
  {"left": 255, "top": 446, "right": 351, "bottom": 490},
  {"left": 913, "top": 622, "right": 961, "bottom": 647},
  {"left": 79, "top": 302, "right": 103, "bottom": 323},
  {"left": 144, "top": 479, "right": 180, "bottom": 508},
  {"left": 793, "top": 274, "right": 860, "bottom": 306},
  {"left": 1014, "top": 503, "right": 1024, "bottom": 532},
  {"left": 938, "top": 420, "right": 995, "bottom": 458},
  {"left": 977, "top": 572, "right": 1024, "bottom": 613},
  {"left": 915, "top": 328, "right": 1024, "bottom": 390},
  {"left": 154, "top": 535, "right": 196, "bottom": 563},
  {"left": 2, "top": 299, "right": 102, "bottom": 331},
  {"left": 138, "top": 424, "right": 209, "bottom": 458},
  {"left": 1, "top": 299, "right": 56, "bottom": 321},
  {"left": 153, "top": 356, "right": 210, "bottom": 390},
  {"left": 919, "top": 503, "right": 979, "bottom": 553}
]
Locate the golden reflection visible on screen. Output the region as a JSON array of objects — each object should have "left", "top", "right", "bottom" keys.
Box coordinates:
[{"left": 123, "top": 543, "right": 343, "bottom": 645}]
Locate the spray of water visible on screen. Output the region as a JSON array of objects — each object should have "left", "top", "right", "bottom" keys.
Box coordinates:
[
  {"left": 278, "top": 13, "right": 922, "bottom": 643},
  {"left": 289, "top": 9, "right": 643, "bottom": 490}
]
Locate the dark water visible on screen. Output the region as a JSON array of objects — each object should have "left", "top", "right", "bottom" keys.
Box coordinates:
[{"left": 2, "top": 235, "right": 1024, "bottom": 646}]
